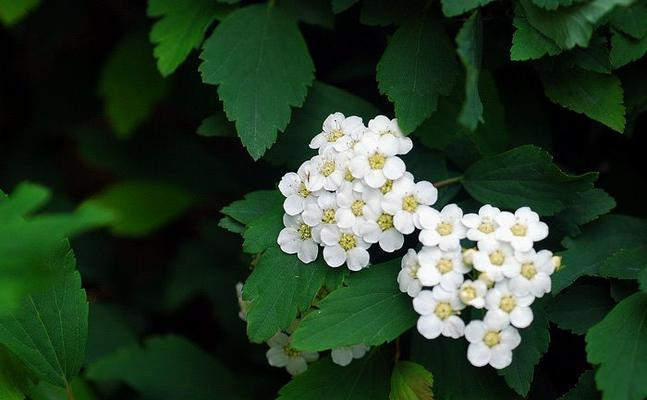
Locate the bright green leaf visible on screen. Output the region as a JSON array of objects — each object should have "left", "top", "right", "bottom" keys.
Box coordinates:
[
  {"left": 441, "top": 0, "right": 495, "bottom": 17},
  {"left": 610, "top": 30, "right": 647, "bottom": 69},
  {"left": 28, "top": 378, "right": 97, "bottom": 400},
  {"left": 0, "top": 0, "right": 39, "bottom": 26},
  {"left": 558, "top": 370, "right": 598, "bottom": 399},
  {"left": 456, "top": 11, "right": 484, "bottom": 131},
  {"left": 600, "top": 245, "right": 647, "bottom": 280},
  {"left": 547, "top": 284, "right": 615, "bottom": 334},
  {"left": 390, "top": 361, "right": 434, "bottom": 400},
  {"left": 200, "top": 4, "right": 315, "bottom": 160},
  {"left": 0, "top": 348, "right": 28, "bottom": 400},
  {"left": 220, "top": 190, "right": 284, "bottom": 225}
]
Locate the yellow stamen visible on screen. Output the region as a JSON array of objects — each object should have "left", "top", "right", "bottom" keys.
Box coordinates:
[
  {"left": 489, "top": 250, "right": 505, "bottom": 266},
  {"left": 344, "top": 168, "right": 354, "bottom": 182},
  {"left": 328, "top": 129, "right": 344, "bottom": 142},
  {"left": 298, "top": 182, "right": 310, "bottom": 198},
  {"left": 434, "top": 302, "right": 453, "bottom": 320},
  {"left": 377, "top": 213, "right": 394, "bottom": 231},
  {"left": 321, "top": 160, "right": 335, "bottom": 177},
  {"left": 552, "top": 256, "right": 563, "bottom": 271},
  {"left": 402, "top": 195, "right": 418, "bottom": 212},
  {"left": 298, "top": 224, "right": 311, "bottom": 240},
  {"left": 436, "top": 222, "right": 453, "bottom": 236},
  {"left": 500, "top": 295, "right": 517, "bottom": 313},
  {"left": 380, "top": 179, "right": 393, "bottom": 194},
  {"left": 459, "top": 286, "right": 477, "bottom": 303},
  {"left": 478, "top": 222, "right": 495, "bottom": 234},
  {"left": 368, "top": 153, "right": 386, "bottom": 169},
  {"left": 339, "top": 233, "right": 357, "bottom": 250},
  {"left": 437, "top": 259, "right": 453, "bottom": 274},
  {"left": 283, "top": 345, "right": 300, "bottom": 357},
  {"left": 511, "top": 223, "right": 527, "bottom": 236},
  {"left": 322, "top": 209, "right": 336, "bottom": 224},
  {"left": 351, "top": 200, "right": 364, "bottom": 217},
  {"left": 521, "top": 263, "right": 537, "bottom": 279},
  {"left": 484, "top": 331, "right": 501, "bottom": 347}
]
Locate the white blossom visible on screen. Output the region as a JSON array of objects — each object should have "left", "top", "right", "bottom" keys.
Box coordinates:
[
  {"left": 509, "top": 249, "right": 555, "bottom": 297},
  {"left": 235, "top": 282, "right": 248, "bottom": 321},
  {"left": 266, "top": 332, "right": 319, "bottom": 375},
  {"left": 417, "top": 246, "right": 469, "bottom": 291},
  {"left": 495, "top": 207, "right": 549, "bottom": 252},
  {"left": 278, "top": 165, "right": 319, "bottom": 216},
  {"left": 397, "top": 249, "right": 423, "bottom": 297},
  {"left": 304, "top": 150, "right": 349, "bottom": 192},
  {"left": 465, "top": 319, "right": 521, "bottom": 369},
  {"left": 335, "top": 185, "right": 381, "bottom": 234},
  {"left": 277, "top": 214, "right": 319, "bottom": 264},
  {"left": 485, "top": 280, "right": 535, "bottom": 328},
  {"left": 462, "top": 204, "right": 501, "bottom": 245},
  {"left": 302, "top": 192, "right": 338, "bottom": 243},
  {"left": 331, "top": 344, "right": 370, "bottom": 367},
  {"left": 413, "top": 286, "right": 466, "bottom": 339},
  {"left": 458, "top": 279, "right": 488, "bottom": 308},
  {"left": 349, "top": 133, "right": 406, "bottom": 188},
  {"left": 472, "top": 238, "right": 520, "bottom": 282},
  {"left": 418, "top": 204, "right": 467, "bottom": 250},
  {"left": 309, "top": 112, "right": 365, "bottom": 154},
  {"left": 359, "top": 200, "right": 404, "bottom": 253},
  {"left": 320, "top": 225, "right": 371, "bottom": 271},
  {"left": 366, "top": 115, "right": 413, "bottom": 155},
  {"left": 382, "top": 173, "right": 438, "bottom": 234}
]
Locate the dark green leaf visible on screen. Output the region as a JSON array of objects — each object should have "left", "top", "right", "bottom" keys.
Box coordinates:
[
  {"left": 551, "top": 188, "right": 616, "bottom": 236},
  {"left": 441, "top": 0, "right": 495, "bottom": 17},
  {"left": 85, "top": 304, "right": 137, "bottom": 365},
  {"left": 609, "top": 4, "right": 647, "bottom": 39},
  {"left": 0, "top": 0, "right": 39, "bottom": 26},
  {"left": 242, "top": 210, "right": 283, "bottom": 253},
  {"left": 196, "top": 112, "right": 235, "bottom": 137},
  {"left": 332, "top": 0, "right": 359, "bottom": 13},
  {"left": 600, "top": 245, "right": 647, "bottom": 280},
  {"left": 220, "top": 190, "right": 284, "bottom": 225},
  {"left": 218, "top": 216, "right": 245, "bottom": 234},
  {"left": 360, "top": 0, "right": 425, "bottom": 26},
  {"left": 610, "top": 30, "right": 647, "bottom": 69},
  {"left": 531, "top": 0, "right": 586, "bottom": 10},
  {"left": 456, "top": 11, "right": 484, "bottom": 131},
  {"left": 548, "top": 284, "right": 615, "bottom": 334},
  {"left": 510, "top": 10, "right": 561, "bottom": 61},
  {"left": 558, "top": 370, "right": 598, "bottom": 399},
  {"left": 390, "top": 361, "right": 434, "bottom": 400},
  {"left": 280, "top": 0, "right": 334, "bottom": 28}
]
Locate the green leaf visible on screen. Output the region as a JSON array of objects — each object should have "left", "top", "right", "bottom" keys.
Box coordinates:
[
  {"left": 99, "top": 33, "right": 169, "bottom": 138},
  {"left": 218, "top": 216, "right": 245, "bottom": 234},
  {"left": 610, "top": 30, "right": 647, "bottom": 69},
  {"left": 266, "top": 81, "right": 380, "bottom": 168},
  {"left": 530, "top": 0, "right": 587, "bottom": 10},
  {"left": 332, "top": 0, "right": 359, "bottom": 13},
  {"left": 87, "top": 335, "right": 246, "bottom": 399},
  {"left": 196, "top": 112, "right": 235, "bottom": 138},
  {"left": 552, "top": 215, "right": 647, "bottom": 293},
  {"left": 359, "top": 0, "right": 426, "bottom": 26},
  {"left": 541, "top": 68, "right": 625, "bottom": 132},
  {"left": 390, "top": 361, "right": 434, "bottom": 400},
  {"left": 600, "top": 245, "right": 647, "bottom": 280},
  {"left": 551, "top": 188, "right": 616, "bottom": 236},
  {"left": 456, "top": 11, "right": 484, "bottom": 131},
  {"left": 0, "top": 348, "right": 28, "bottom": 400},
  {"left": 80, "top": 181, "right": 193, "bottom": 237},
  {"left": 200, "top": 4, "right": 315, "bottom": 160},
  {"left": 441, "top": 0, "right": 495, "bottom": 17},
  {"left": 243, "top": 247, "right": 332, "bottom": 342},
  {"left": 558, "top": 370, "right": 598, "bottom": 399},
  {"left": 498, "top": 303, "right": 550, "bottom": 396},
  {"left": 609, "top": 3, "right": 647, "bottom": 39},
  {"left": 28, "top": 378, "right": 97, "bottom": 400},
  {"left": 85, "top": 304, "right": 137, "bottom": 365},
  {"left": 0, "top": 246, "right": 88, "bottom": 388},
  {"left": 220, "top": 190, "right": 284, "bottom": 225},
  {"left": 462, "top": 145, "right": 597, "bottom": 216},
  {"left": 510, "top": 11, "right": 562, "bottom": 61},
  {"left": 567, "top": 37, "right": 612, "bottom": 74},
  {"left": 640, "top": 267, "right": 647, "bottom": 293},
  {"left": 280, "top": 0, "right": 334, "bottom": 28},
  {"left": 547, "top": 284, "right": 615, "bottom": 335},
  {"left": 291, "top": 260, "right": 416, "bottom": 352},
  {"left": 242, "top": 210, "right": 283, "bottom": 253},
  {"left": 147, "top": 0, "right": 232, "bottom": 76},
  {"left": 586, "top": 292, "right": 647, "bottom": 400},
  {"left": 278, "top": 352, "right": 390, "bottom": 400},
  {"left": 0, "top": 0, "right": 39, "bottom": 26},
  {"left": 376, "top": 14, "right": 458, "bottom": 133}
]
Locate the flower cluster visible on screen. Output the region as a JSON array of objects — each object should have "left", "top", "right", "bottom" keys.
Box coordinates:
[
  {"left": 277, "top": 113, "right": 437, "bottom": 271},
  {"left": 398, "top": 205, "right": 560, "bottom": 369}
]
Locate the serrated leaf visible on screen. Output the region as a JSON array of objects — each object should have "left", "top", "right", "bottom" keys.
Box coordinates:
[
  {"left": 0, "top": 246, "right": 88, "bottom": 388},
  {"left": 200, "top": 4, "right": 315, "bottom": 160},
  {"left": 566, "top": 37, "right": 612, "bottom": 73},
  {"left": 609, "top": 4, "right": 647, "bottom": 39},
  {"left": 291, "top": 260, "right": 416, "bottom": 352},
  {"left": 218, "top": 216, "right": 245, "bottom": 234},
  {"left": 376, "top": 14, "right": 458, "bottom": 133},
  {"left": 551, "top": 188, "right": 616, "bottom": 236},
  {"left": 0, "top": 0, "right": 39, "bottom": 26},
  {"left": 552, "top": 215, "right": 647, "bottom": 293},
  {"left": 462, "top": 145, "right": 597, "bottom": 216},
  {"left": 547, "top": 284, "right": 615, "bottom": 334},
  {"left": 441, "top": 0, "right": 495, "bottom": 17},
  {"left": 456, "top": 11, "right": 484, "bottom": 131},
  {"left": 220, "top": 190, "right": 284, "bottom": 225},
  {"left": 332, "top": 0, "right": 359, "bottom": 13},
  {"left": 541, "top": 68, "right": 626, "bottom": 132},
  {"left": 600, "top": 245, "right": 647, "bottom": 280},
  {"left": 87, "top": 335, "right": 246, "bottom": 399},
  {"left": 147, "top": 0, "right": 232, "bottom": 76},
  {"left": 390, "top": 361, "right": 434, "bottom": 400},
  {"left": 610, "top": 30, "right": 647, "bottom": 69},
  {"left": 99, "top": 33, "right": 169, "bottom": 138},
  {"left": 278, "top": 352, "right": 390, "bottom": 400},
  {"left": 242, "top": 210, "right": 283, "bottom": 253},
  {"left": 586, "top": 293, "right": 647, "bottom": 400},
  {"left": 558, "top": 370, "right": 598, "bottom": 399},
  {"left": 510, "top": 11, "right": 562, "bottom": 61}
]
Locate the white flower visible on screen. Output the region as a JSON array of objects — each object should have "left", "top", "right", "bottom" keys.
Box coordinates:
[
  {"left": 413, "top": 286, "right": 466, "bottom": 339},
  {"left": 320, "top": 225, "right": 371, "bottom": 270},
  {"left": 465, "top": 318, "right": 521, "bottom": 369},
  {"left": 349, "top": 133, "right": 406, "bottom": 188},
  {"left": 458, "top": 279, "right": 488, "bottom": 308},
  {"left": 509, "top": 249, "right": 555, "bottom": 297},
  {"left": 359, "top": 201, "right": 404, "bottom": 253},
  {"left": 418, "top": 204, "right": 467, "bottom": 250},
  {"left": 235, "top": 282, "right": 249, "bottom": 321},
  {"left": 277, "top": 214, "right": 319, "bottom": 264},
  {"left": 382, "top": 173, "right": 438, "bottom": 234},
  {"left": 485, "top": 280, "right": 535, "bottom": 328},
  {"left": 331, "top": 344, "right": 370, "bottom": 367},
  {"left": 462, "top": 204, "right": 501, "bottom": 244},
  {"left": 302, "top": 192, "right": 338, "bottom": 242},
  {"left": 335, "top": 185, "right": 381, "bottom": 234},
  {"left": 309, "top": 112, "right": 365, "bottom": 154},
  {"left": 495, "top": 207, "right": 549, "bottom": 252},
  {"left": 278, "top": 165, "right": 319, "bottom": 216},
  {"left": 472, "top": 238, "right": 520, "bottom": 282},
  {"left": 397, "top": 249, "right": 423, "bottom": 297},
  {"left": 304, "top": 150, "right": 349, "bottom": 192},
  {"left": 266, "top": 332, "right": 319, "bottom": 375},
  {"left": 366, "top": 115, "right": 413, "bottom": 155},
  {"left": 417, "top": 247, "right": 469, "bottom": 291}
]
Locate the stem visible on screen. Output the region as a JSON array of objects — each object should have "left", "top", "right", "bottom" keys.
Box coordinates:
[
  {"left": 433, "top": 175, "right": 464, "bottom": 188},
  {"left": 394, "top": 337, "right": 401, "bottom": 364},
  {"left": 65, "top": 382, "right": 76, "bottom": 400}
]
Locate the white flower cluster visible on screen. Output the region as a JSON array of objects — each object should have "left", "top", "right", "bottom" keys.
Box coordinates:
[
  {"left": 398, "top": 205, "right": 560, "bottom": 369},
  {"left": 277, "top": 113, "right": 438, "bottom": 271}
]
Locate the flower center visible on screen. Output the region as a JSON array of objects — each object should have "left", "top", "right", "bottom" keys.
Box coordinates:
[
  {"left": 459, "top": 286, "right": 477, "bottom": 303},
  {"left": 377, "top": 213, "right": 394, "bottom": 231},
  {"left": 328, "top": 128, "right": 344, "bottom": 142},
  {"left": 283, "top": 345, "right": 300, "bottom": 358},
  {"left": 521, "top": 263, "right": 537, "bottom": 279},
  {"left": 436, "top": 222, "right": 453, "bottom": 236},
  {"left": 489, "top": 250, "right": 505, "bottom": 266},
  {"left": 321, "top": 160, "right": 336, "bottom": 177},
  {"left": 401, "top": 195, "right": 418, "bottom": 212},
  {"left": 484, "top": 331, "right": 501, "bottom": 347},
  {"left": 322, "top": 209, "right": 336, "bottom": 224},
  {"left": 408, "top": 262, "right": 420, "bottom": 278},
  {"left": 434, "top": 302, "right": 453, "bottom": 320},
  {"left": 351, "top": 200, "right": 364, "bottom": 216},
  {"left": 437, "top": 259, "right": 453, "bottom": 274},
  {"left": 511, "top": 223, "right": 527, "bottom": 236},
  {"left": 298, "top": 224, "right": 311, "bottom": 240},
  {"left": 298, "top": 182, "right": 310, "bottom": 198},
  {"left": 344, "top": 168, "right": 354, "bottom": 182},
  {"left": 380, "top": 179, "right": 393, "bottom": 194},
  {"left": 339, "top": 233, "right": 357, "bottom": 250},
  {"left": 500, "top": 295, "right": 517, "bottom": 313},
  {"left": 478, "top": 221, "right": 495, "bottom": 234},
  {"left": 368, "top": 153, "right": 386, "bottom": 169}
]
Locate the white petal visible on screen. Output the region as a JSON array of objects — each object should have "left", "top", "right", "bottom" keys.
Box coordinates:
[
  {"left": 379, "top": 229, "right": 404, "bottom": 252},
  {"left": 360, "top": 221, "right": 381, "bottom": 243},
  {"left": 418, "top": 229, "right": 440, "bottom": 247},
  {"left": 412, "top": 290, "right": 436, "bottom": 315},
  {"left": 279, "top": 172, "right": 300, "bottom": 196},
  {"left": 284, "top": 195, "right": 304, "bottom": 216},
  {"left": 267, "top": 348, "right": 289, "bottom": 367},
  {"left": 484, "top": 310, "right": 510, "bottom": 330},
  {"left": 417, "top": 265, "right": 441, "bottom": 287},
  {"left": 379, "top": 134, "right": 399, "bottom": 156},
  {"left": 394, "top": 212, "right": 415, "bottom": 234},
  {"left": 347, "top": 247, "right": 370, "bottom": 271},
  {"left": 398, "top": 137, "right": 413, "bottom": 154},
  {"left": 467, "top": 342, "right": 491, "bottom": 367},
  {"left": 267, "top": 332, "right": 290, "bottom": 347},
  {"left": 320, "top": 226, "right": 340, "bottom": 246},
  {"left": 331, "top": 347, "right": 354, "bottom": 367},
  {"left": 302, "top": 206, "right": 323, "bottom": 226},
  {"left": 383, "top": 157, "right": 406, "bottom": 180},
  {"left": 336, "top": 209, "right": 356, "bottom": 229},
  {"left": 286, "top": 357, "right": 308, "bottom": 376},
  {"left": 323, "top": 245, "right": 346, "bottom": 268},
  {"left": 465, "top": 320, "right": 486, "bottom": 343},
  {"left": 501, "top": 326, "right": 522, "bottom": 349},
  {"left": 510, "top": 306, "right": 533, "bottom": 328},
  {"left": 496, "top": 211, "right": 515, "bottom": 227},
  {"left": 461, "top": 213, "right": 481, "bottom": 229},
  {"left": 443, "top": 316, "right": 466, "bottom": 338},
  {"left": 530, "top": 221, "right": 549, "bottom": 241},
  {"left": 417, "top": 315, "right": 443, "bottom": 339},
  {"left": 381, "top": 195, "right": 402, "bottom": 215},
  {"left": 277, "top": 229, "right": 300, "bottom": 254},
  {"left": 349, "top": 157, "right": 370, "bottom": 178},
  {"left": 489, "top": 347, "right": 513, "bottom": 369},
  {"left": 297, "top": 240, "right": 319, "bottom": 264},
  {"left": 365, "top": 170, "right": 386, "bottom": 188}
]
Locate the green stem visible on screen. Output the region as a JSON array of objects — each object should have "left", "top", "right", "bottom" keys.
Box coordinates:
[
  {"left": 433, "top": 175, "right": 464, "bottom": 188},
  {"left": 65, "top": 382, "right": 76, "bottom": 400}
]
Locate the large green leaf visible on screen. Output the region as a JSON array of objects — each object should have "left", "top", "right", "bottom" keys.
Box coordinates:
[
  {"left": 558, "top": 370, "right": 598, "bottom": 399},
  {"left": 390, "top": 361, "right": 434, "bottom": 400},
  {"left": 510, "top": 11, "right": 561, "bottom": 61},
  {"left": 600, "top": 245, "right": 647, "bottom": 280},
  {"left": 200, "top": 4, "right": 315, "bottom": 160},
  {"left": 531, "top": 0, "right": 587, "bottom": 10},
  {"left": 441, "top": 0, "right": 495, "bottom": 17},
  {"left": 291, "top": 260, "right": 416, "bottom": 352},
  {"left": 242, "top": 210, "right": 283, "bottom": 254},
  {"left": 610, "top": 30, "right": 647, "bottom": 69},
  {"left": 609, "top": 3, "right": 647, "bottom": 39},
  {"left": 586, "top": 293, "right": 647, "bottom": 400},
  {"left": 0, "top": 0, "right": 39, "bottom": 26},
  {"left": 0, "top": 348, "right": 29, "bottom": 400},
  {"left": 456, "top": 11, "right": 484, "bottom": 131},
  {"left": 551, "top": 188, "right": 616, "bottom": 236},
  {"left": 148, "top": 0, "right": 233, "bottom": 76},
  {"left": 220, "top": 190, "right": 284, "bottom": 225},
  {"left": 376, "top": 14, "right": 458, "bottom": 133},
  {"left": 462, "top": 145, "right": 596, "bottom": 216},
  {"left": 281, "top": 0, "right": 334, "bottom": 28},
  {"left": 547, "top": 284, "right": 615, "bottom": 334}
]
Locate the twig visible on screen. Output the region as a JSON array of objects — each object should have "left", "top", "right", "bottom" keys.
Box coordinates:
[{"left": 433, "top": 175, "right": 464, "bottom": 188}]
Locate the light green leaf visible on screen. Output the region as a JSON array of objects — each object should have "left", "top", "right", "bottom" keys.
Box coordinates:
[
  {"left": 390, "top": 361, "right": 434, "bottom": 400},
  {"left": 552, "top": 215, "right": 647, "bottom": 293},
  {"left": 242, "top": 210, "right": 283, "bottom": 254},
  {"left": 196, "top": 112, "right": 235, "bottom": 138},
  {"left": 0, "top": 0, "right": 39, "bottom": 26},
  {"left": 376, "top": 14, "right": 458, "bottom": 133},
  {"left": 600, "top": 245, "right": 647, "bottom": 280},
  {"left": 99, "top": 33, "right": 169, "bottom": 138},
  {"left": 552, "top": 188, "right": 616, "bottom": 236},
  {"left": 586, "top": 293, "right": 647, "bottom": 400},
  {"left": 541, "top": 68, "right": 625, "bottom": 132},
  {"left": 441, "top": 0, "right": 495, "bottom": 17},
  {"left": 220, "top": 190, "right": 284, "bottom": 225},
  {"left": 148, "top": 0, "right": 232, "bottom": 76},
  {"left": 610, "top": 30, "right": 647, "bottom": 69},
  {"left": 558, "top": 370, "right": 598, "bottom": 399},
  {"left": 510, "top": 10, "right": 561, "bottom": 61},
  {"left": 332, "top": 0, "right": 359, "bottom": 13},
  {"left": 547, "top": 284, "right": 615, "bottom": 334},
  {"left": 280, "top": 0, "right": 334, "bottom": 28},
  {"left": 456, "top": 11, "right": 484, "bottom": 131},
  {"left": 291, "top": 260, "right": 416, "bottom": 352},
  {"left": 80, "top": 181, "right": 193, "bottom": 237},
  {"left": 609, "top": 4, "right": 647, "bottom": 39},
  {"left": 200, "top": 4, "right": 315, "bottom": 160},
  {"left": 462, "top": 145, "right": 597, "bottom": 216},
  {"left": 0, "top": 246, "right": 88, "bottom": 388},
  {"left": 87, "top": 335, "right": 246, "bottom": 399}
]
